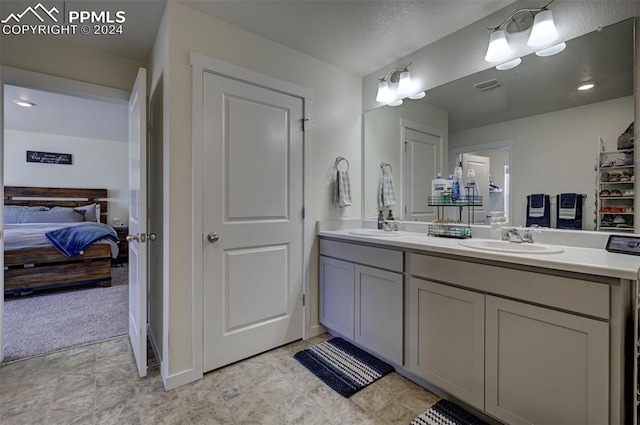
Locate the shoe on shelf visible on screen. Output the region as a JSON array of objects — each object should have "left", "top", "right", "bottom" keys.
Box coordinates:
[
  {"left": 613, "top": 215, "right": 626, "bottom": 224},
  {"left": 610, "top": 189, "right": 622, "bottom": 197},
  {"left": 599, "top": 190, "right": 610, "bottom": 197}
]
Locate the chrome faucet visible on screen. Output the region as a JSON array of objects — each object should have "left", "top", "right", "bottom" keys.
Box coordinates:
[
  {"left": 382, "top": 221, "right": 399, "bottom": 232},
  {"left": 502, "top": 227, "right": 534, "bottom": 243}
]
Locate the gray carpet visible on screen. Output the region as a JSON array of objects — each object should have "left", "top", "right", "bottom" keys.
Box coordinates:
[{"left": 3, "top": 265, "right": 128, "bottom": 362}]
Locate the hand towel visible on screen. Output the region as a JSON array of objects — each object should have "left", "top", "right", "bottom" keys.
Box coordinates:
[
  {"left": 529, "top": 194, "right": 545, "bottom": 218},
  {"left": 334, "top": 170, "right": 352, "bottom": 208},
  {"left": 377, "top": 174, "right": 397, "bottom": 209},
  {"left": 559, "top": 193, "right": 577, "bottom": 220}
]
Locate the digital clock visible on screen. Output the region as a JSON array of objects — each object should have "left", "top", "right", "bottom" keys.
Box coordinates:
[{"left": 605, "top": 235, "right": 640, "bottom": 256}]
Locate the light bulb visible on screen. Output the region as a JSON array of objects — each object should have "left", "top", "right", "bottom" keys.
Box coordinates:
[
  {"left": 14, "top": 100, "right": 35, "bottom": 108},
  {"left": 396, "top": 71, "right": 413, "bottom": 97},
  {"left": 485, "top": 29, "right": 512, "bottom": 63},
  {"left": 376, "top": 80, "right": 391, "bottom": 103},
  {"left": 528, "top": 9, "right": 559, "bottom": 47}
]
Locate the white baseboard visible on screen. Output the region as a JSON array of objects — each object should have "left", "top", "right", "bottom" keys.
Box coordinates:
[
  {"left": 161, "top": 367, "right": 202, "bottom": 391},
  {"left": 306, "top": 324, "right": 326, "bottom": 339}
]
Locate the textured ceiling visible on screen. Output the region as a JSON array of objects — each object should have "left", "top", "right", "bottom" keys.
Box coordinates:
[
  {"left": 4, "top": 85, "right": 128, "bottom": 142},
  {"left": 179, "top": 0, "right": 517, "bottom": 76}
]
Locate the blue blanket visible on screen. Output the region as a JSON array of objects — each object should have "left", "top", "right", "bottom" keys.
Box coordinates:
[{"left": 45, "top": 223, "right": 119, "bottom": 257}]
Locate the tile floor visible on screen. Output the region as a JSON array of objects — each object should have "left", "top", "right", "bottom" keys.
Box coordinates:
[{"left": 0, "top": 333, "right": 440, "bottom": 425}]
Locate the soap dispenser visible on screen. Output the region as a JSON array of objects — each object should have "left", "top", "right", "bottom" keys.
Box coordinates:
[
  {"left": 387, "top": 210, "right": 394, "bottom": 221},
  {"left": 377, "top": 210, "right": 384, "bottom": 230}
]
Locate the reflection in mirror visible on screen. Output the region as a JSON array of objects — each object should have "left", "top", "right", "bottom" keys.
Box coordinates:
[{"left": 363, "top": 18, "right": 634, "bottom": 230}]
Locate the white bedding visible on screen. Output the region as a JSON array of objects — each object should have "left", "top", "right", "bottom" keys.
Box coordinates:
[{"left": 4, "top": 222, "right": 119, "bottom": 258}]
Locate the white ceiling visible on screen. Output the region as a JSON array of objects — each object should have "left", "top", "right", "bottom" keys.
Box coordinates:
[
  {"left": 4, "top": 85, "right": 129, "bottom": 142},
  {"left": 179, "top": 0, "right": 516, "bottom": 76}
]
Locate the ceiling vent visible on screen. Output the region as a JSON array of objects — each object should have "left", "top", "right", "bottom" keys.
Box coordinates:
[{"left": 473, "top": 79, "right": 501, "bottom": 91}]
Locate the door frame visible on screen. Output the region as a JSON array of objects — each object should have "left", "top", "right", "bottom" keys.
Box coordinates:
[
  {"left": 190, "top": 53, "right": 312, "bottom": 380},
  {"left": 0, "top": 66, "right": 130, "bottom": 363},
  {"left": 400, "top": 119, "right": 444, "bottom": 221},
  {"left": 451, "top": 140, "right": 514, "bottom": 223}
]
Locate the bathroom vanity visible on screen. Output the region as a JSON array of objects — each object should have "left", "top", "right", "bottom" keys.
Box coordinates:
[{"left": 318, "top": 227, "right": 638, "bottom": 425}]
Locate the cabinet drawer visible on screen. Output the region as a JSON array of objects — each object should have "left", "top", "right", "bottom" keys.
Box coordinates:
[
  {"left": 320, "top": 239, "right": 403, "bottom": 272},
  {"left": 409, "top": 253, "right": 609, "bottom": 319}
]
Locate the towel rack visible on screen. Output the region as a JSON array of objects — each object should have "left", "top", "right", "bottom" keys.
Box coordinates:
[
  {"left": 380, "top": 162, "right": 392, "bottom": 175},
  {"left": 335, "top": 157, "right": 349, "bottom": 172}
]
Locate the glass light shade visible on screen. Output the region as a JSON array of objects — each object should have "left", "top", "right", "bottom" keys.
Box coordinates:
[
  {"left": 408, "top": 91, "right": 426, "bottom": 100},
  {"left": 577, "top": 83, "right": 595, "bottom": 91},
  {"left": 396, "top": 71, "right": 413, "bottom": 96},
  {"left": 495, "top": 58, "right": 521, "bottom": 71},
  {"left": 484, "top": 30, "right": 512, "bottom": 63},
  {"left": 13, "top": 100, "right": 35, "bottom": 107},
  {"left": 376, "top": 80, "right": 392, "bottom": 103},
  {"left": 535, "top": 42, "right": 566, "bottom": 57},
  {"left": 389, "top": 99, "right": 403, "bottom": 107},
  {"left": 527, "top": 10, "right": 559, "bottom": 47}
]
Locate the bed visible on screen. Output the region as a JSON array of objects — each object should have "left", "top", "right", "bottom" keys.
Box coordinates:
[{"left": 4, "top": 186, "right": 118, "bottom": 294}]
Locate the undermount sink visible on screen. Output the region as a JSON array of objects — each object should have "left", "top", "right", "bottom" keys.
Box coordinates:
[
  {"left": 349, "top": 229, "right": 408, "bottom": 237},
  {"left": 458, "top": 239, "right": 564, "bottom": 254}
]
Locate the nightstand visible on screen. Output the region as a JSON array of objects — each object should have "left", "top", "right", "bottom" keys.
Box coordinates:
[{"left": 113, "top": 226, "right": 129, "bottom": 265}]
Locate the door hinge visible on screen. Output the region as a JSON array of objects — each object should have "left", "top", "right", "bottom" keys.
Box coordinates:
[
  {"left": 404, "top": 141, "right": 408, "bottom": 152},
  {"left": 302, "top": 118, "right": 309, "bottom": 131},
  {"left": 302, "top": 207, "right": 305, "bottom": 219},
  {"left": 302, "top": 294, "right": 305, "bottom": 306},
  {"left": 404, "top": 206, "right": 407, "bottom": 216}
]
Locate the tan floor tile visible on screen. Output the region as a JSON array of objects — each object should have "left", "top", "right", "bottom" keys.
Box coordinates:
[
  {"left": 375, "top": 398, "right": 418, "bottom": 425},
  {"left": 396, "top": 386, "right": 439, "bottom": 414}
]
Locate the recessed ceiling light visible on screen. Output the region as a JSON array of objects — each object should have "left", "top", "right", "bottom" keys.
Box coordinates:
[
  {"left": 535, "top": 42, "right": 567, "bottom": 57},
  {"left": 13, "top": 99, "right": 36, "bottom": 108},
  {"left": 495, "top": 58, "right": 522, "bottom": 71},
  {"left": 577, "top": 83, "right": 595, "bottom": 91},
  {"left": 408, "top": 91, "right": 426, "bottom": 100},
  {"left": 388, "top": 99, "right": 404, "bottom": 107}
]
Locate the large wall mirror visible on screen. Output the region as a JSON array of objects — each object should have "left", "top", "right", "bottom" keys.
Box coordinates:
[{"left": 364, "top": 18, "right": 634, "bottom": 230}]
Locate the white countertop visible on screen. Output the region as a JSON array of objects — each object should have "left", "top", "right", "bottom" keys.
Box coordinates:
[{"left": 318, "top": 229, "right": 640, "bottom": 280}]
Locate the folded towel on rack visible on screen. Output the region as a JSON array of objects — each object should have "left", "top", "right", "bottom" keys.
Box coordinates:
[
  {"left": 377, "top": 174, "right": 397, "bottom": 209},
  {"left": 528, "top": 194, "right": 545, "bottom": 217},
  {"left": 334, "top": 170, "right": 352, "bottom": 208},
  {"left": 559, "top": 193, "right": 578, "bottom": 220}
]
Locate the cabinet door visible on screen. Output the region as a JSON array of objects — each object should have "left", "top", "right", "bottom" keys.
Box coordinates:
[
  {"left": 354, "top": 265, "right": 403, "bottom": 364},
  {"left": 408, "top": 278, "right": 485, "bottom": 409},
  {"left": 319, "top": 256, "right": 355, "bottom": 339},
  {"left": 485, "top": 296, "right": 609, "bottom": 425}
]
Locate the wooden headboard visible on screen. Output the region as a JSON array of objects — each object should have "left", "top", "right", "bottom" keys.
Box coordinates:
[{"left": 4, "top": 186, "right": 108, "bottom": 223}]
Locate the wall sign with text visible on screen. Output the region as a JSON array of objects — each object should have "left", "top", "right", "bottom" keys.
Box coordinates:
[{"left": 26, "top": 151, "right": 73, "bottom": 165}]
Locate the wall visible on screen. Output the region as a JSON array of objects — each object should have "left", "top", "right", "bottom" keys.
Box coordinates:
[
  {"left": 4, "top": 129, "right": 129, "bottom": 222},
  {"left": 364, "top": 101, "right": 448, "bottom": 218},
  {"left": 362, "top": 0, "right": 640, "bottom": 112},
  {"left": 160, "top": 0, "right": 362, "bottom": 385},
  {"left": 450, "top": 96, "right": 634, "bottom": 229}
]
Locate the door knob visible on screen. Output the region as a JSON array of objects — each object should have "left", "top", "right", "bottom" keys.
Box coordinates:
[
  {"left": 207, "top": 232, "right": 219, "bottom": 243},
  {"left": 148, "top": 233, "right": 157, "bottom": 241},
  {"left": 126, "top": 234, "right": 139, "bottom": 242}
]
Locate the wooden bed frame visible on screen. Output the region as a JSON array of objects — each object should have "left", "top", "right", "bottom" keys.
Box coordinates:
[{"left": 4, "top": 186, "right": 114, "bottom": 294}]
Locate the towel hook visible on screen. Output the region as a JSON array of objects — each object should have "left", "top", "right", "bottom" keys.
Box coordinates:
[
  {"left": 335, "top": 156, "right": 349, "bottom": 172},
  {"left": 380, "top": 162, "right": 392, "bottom": 175}
]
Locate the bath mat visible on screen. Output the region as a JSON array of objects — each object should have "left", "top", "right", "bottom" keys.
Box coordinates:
[
  {"left": 411, "top": 399, "right": 488, "bottom": 425},
  {"left": 293, "top": 337, "right": 394, "bottom": 397}
]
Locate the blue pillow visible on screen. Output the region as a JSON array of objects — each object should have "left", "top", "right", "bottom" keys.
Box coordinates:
[
  {"left": 19, "top": 208, "right": 84, "bottom": 223},
  {"left": 4, "top": 205, "right": 49, "bottom": 224}
]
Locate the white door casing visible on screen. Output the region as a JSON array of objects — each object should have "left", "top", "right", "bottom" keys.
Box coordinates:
[
  {"left": 201, "top": 71, "right": 304, "bottom": 372},
  {"left": 128, "top": 67, "right": 148, "bottom": 377},
  {"left": 402, "top": 122, "right": 443, "bottom": 222},
  {"left": 461, "top": 153, "right": 490, "bottom": 224},
  {"left": 0, "top": 81, "right": 4, "bottom": 363}
]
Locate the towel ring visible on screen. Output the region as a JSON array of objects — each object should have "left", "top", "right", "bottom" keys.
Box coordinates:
[
  {"left": 380, "top": 162, "right": 392, "bottom": 175},
  {"left": 335, "top": 156, "right": 349, "bottom": 172}
]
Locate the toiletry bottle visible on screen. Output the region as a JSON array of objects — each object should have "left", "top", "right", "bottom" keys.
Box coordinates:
[
  {"left": 467, "top": 168, "right": 480, "bottom": 201},
  {"left": 387, "top": 210, "right": 394, "bottom": 220},
  {"left": 377, "top": 210, "right": 384, "bottom": 230},
  {"left": 490, "top": 212, "right": 507, "bottom": 239},
  {"left": 444, "top": 175, "right": 454, "bottom": 203},
  {"left": 452, "top": 167, "right": 463, "bottom": 202},
  {"left": 431, "top": 173, "right": 448, "bottom": 201}
]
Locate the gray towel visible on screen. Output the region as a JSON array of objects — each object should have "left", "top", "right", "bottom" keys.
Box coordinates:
[
  {"left": 334, "top": 170, "right": 352, "bottom": 208},
  {"left": 377, "top": 174, "right": 397, "bottom": 209}
]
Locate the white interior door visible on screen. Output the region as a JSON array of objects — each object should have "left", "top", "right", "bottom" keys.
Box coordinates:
[
  {"left": 403, "top": 127, "right": 441, "bottom": 222},
  {"left": 461, "top": 154, "right": 490, "bottom": 224},
  {"left": 128, "top": 68, "right": 148, "bottom": 377},
  {"left": 202, "top": 72, "right": 304, "bottom": 372}
]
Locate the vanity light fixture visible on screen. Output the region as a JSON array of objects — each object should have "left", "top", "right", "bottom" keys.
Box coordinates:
[
  {"left": 577, "top": 82, "right": 595, "bottom": 91},
  {"left": 485, "top": 1, "right": 559, "bottom": 63},
  {"left": 13, "top": 99, "right": 35, "bottom": 108},
  {"left": 376, "top": 63, "right": 422, "bottom": 105},
  {"left": 495, "top": 58, "right": 522, "bottom": 71}
]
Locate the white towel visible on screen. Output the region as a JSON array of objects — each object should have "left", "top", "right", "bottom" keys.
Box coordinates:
[
  {"left": 334, "top": 170, "right": 352, "bottom": 208},
  {"left": 529, "top": 195, "right": 545, "bottom": 218},
  {"left": 377, "top": 174, "right": 397, "bottom": 209}
]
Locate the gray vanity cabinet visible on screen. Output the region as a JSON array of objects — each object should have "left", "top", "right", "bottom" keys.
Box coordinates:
[
  {"left": 319, "top": 239, "right": 404, "bottom": 364},
  {"left": 485, "top": 296, "right": 609, "bottom": 425},
  {"left": 409, "top": 278, "right": 485, "bottom": 410},
  {"left": 319, "top": 256, "right": 355, "bottom": 339}
]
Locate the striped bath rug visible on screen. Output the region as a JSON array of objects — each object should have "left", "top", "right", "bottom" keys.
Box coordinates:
[
  {"left": 293, "top": 337, "right": 394, "bottom": 397},
  {"left": 412, "top": 399, "right": 488, "bottom": 425}
]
